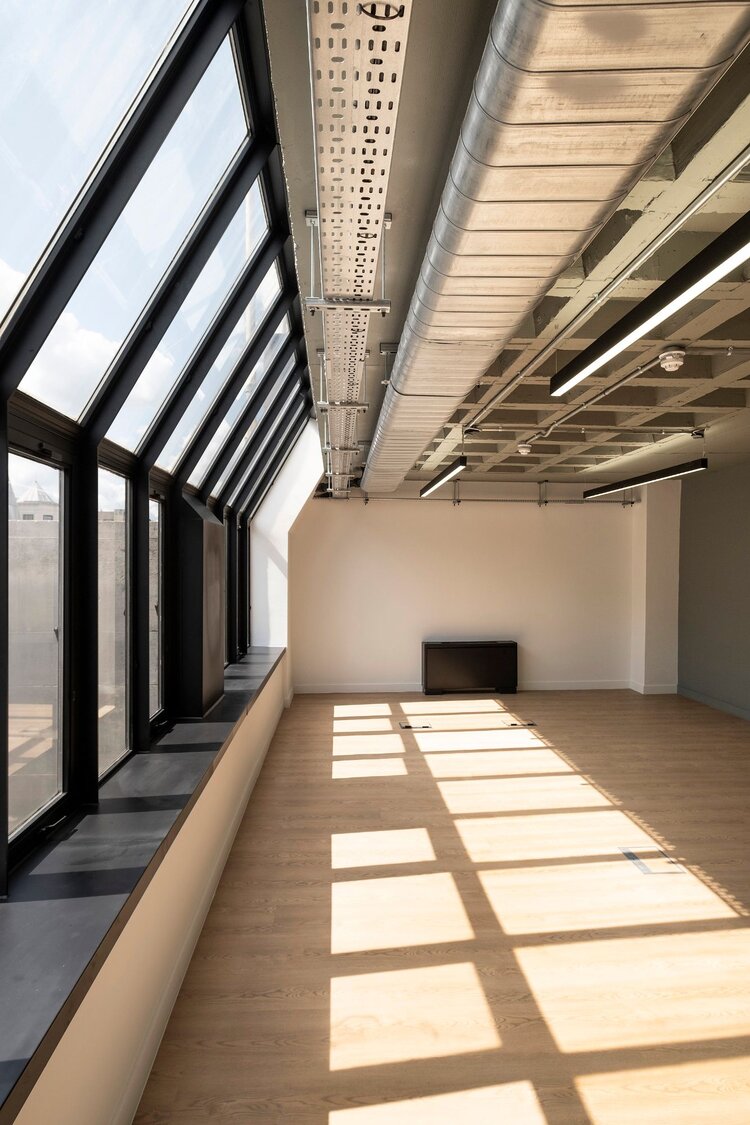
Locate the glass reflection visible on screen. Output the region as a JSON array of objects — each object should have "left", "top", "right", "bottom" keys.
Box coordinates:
[
  {"left": 19, "top": 38, "right": 248, "bottom": 418},
  {"left": 155, "top": 266, "right": 283, "bottom": 473},
  {"left": 107, "top": 180, "right": 267, "bottom": 451},
  {"left": 8, "top": 453, "right": 64, "bottom": 835},
  {"left": 0, "top": 0, "right": 194, "bottom": 324}
]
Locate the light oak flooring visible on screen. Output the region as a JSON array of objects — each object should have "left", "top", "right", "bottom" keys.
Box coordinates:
[{"left": 136, "top": 690, "right": 750, "bottom": 1124}]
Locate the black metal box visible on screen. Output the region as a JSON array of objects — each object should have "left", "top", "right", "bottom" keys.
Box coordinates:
[{"left": 422, "top": 640, "right": 518, "bottom": 695}]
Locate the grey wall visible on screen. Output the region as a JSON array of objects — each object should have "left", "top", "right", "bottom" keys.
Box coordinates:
[{"left": 679, "top": 459, "right": 750, "bottom": 719}]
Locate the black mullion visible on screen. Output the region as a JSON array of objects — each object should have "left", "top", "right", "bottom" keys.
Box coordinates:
[
  {"left": 216, "top": 377, "right": 303, "bottom": 511},
  {"left": 226, "top": 511, "right": 239, "bottom": 663},
  {"left": 240, "top": 408, "right": 309, "bottom": 520},
  {"left": 162, "top": 479, "right": 182, "bottom": 719},
  {"left": 237, "top": 519, "right": 248, "bottom": 655},
  {"left": 69, "top": 438, "right": 100, "bottom": 807},
  {"left": 138, "top": 230, "right": 286, "bottom": 468},
  {"left": 131, "top": 466, "right": 151, "bottom": 752},
  {"left": 0, "top": 0, "right": 245, "bottom": 399},
  {"left": 235, "top": 2, "right": 274, "bottom": 129},
  {"left": 173, "top": 286, "right": 293, "bottom": 484},
  {"left": 82, "top": 136, "right": 274, "bottom": 441},
  {"left": 197, "top": 337, "right": 302, "bottom": 502}
]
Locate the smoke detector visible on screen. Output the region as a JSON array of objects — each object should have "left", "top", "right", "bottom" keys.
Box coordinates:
[
  {"left": 517, "top": 442, "right": 532, "bottom": 456},
  {"left": 658, "top": 347, "right": 686, "bottom": 372}
]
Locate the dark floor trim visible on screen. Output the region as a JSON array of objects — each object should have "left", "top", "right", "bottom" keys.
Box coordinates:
[{"left": 678, "top": 684, "right": 750, "bottom": 723}]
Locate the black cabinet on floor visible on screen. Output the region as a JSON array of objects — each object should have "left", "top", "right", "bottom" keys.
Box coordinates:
[{"left": 422, "top": 640, "right": 518, "bottom": 695}]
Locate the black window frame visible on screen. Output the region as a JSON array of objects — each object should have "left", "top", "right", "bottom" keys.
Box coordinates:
[{"left": 0, "top": 0, "right": 313, "bottom": 897}]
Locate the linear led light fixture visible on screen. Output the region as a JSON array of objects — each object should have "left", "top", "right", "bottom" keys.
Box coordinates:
[
  {"left": 583, "top": 457, "right": 708, "bottom": 500},
  {"left": 419, "top": 455, "right": 467, "bottom": 498},
  {"left": 551, "top": 211, "right": 750, "bottom": 397}
]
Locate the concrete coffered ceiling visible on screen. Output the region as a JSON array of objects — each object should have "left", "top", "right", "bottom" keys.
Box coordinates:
[{"left": 261, "top": 1, "right": 750, "bottom": 493}]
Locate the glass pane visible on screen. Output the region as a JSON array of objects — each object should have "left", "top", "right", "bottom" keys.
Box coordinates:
[
  {"left": 19, "top": 38, "right": 248, "bottom": 418},
  {"left": 229, "top": 397, "right": 304, "bottom": 509},
  {"left": 106, "top": 179, "right": 267, "bottom": 451},
  {"left": 211, "top": 355, "right": 297, "bottom": 498},
  {"left": 156, "top": 266, "right": 283, "bottom": 473},
  {"left": 190, "top": 322, "right": 293, "bottom": 488},
  {"left": 98, "top": 468, "right": 128, "bottom": 776},
  {"left": 0, "top": 0, "right": 194, "bottom": 325},
  {"left": 8, "top": 454, "right": 63, "bottom": 835},
  {"left": 149, "top": 498, "right": 163, "bottom": 717}
]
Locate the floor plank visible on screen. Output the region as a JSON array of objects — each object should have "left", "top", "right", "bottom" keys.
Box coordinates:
[{"left": 136, "top": 690, "right": 750, "bottom": 1124}]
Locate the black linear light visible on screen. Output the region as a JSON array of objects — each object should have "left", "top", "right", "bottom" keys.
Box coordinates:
[
  {"left": 550, "top": 211, "right": 750, "bottom": 398},
  {"left": 583, "top": 458, "right": 708, "bottom": 500},
  {"left": 419, "top": 455, "right": 467, "bottom": 498}
]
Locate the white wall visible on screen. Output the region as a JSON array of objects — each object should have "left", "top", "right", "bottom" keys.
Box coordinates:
[
  {"left": 630, "top": 480, "right": 681, "bottom": 693},
  {"left": 14, "top": 656, "right": 287, "bottom": 1125},
  {"left": 290, "top": 496, "right": 642, "bottom": 692},
  {"left": 251, "top": 420, "right": 323, "bottom": 702}
]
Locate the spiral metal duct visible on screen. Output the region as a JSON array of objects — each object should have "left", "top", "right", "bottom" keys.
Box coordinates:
[{"left": 361, "top": 0, "right": 750, "bottom": 492}]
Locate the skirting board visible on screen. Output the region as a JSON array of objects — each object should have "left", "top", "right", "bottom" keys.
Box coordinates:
[
  {"left": 294, "top": 680, "right": 634, "bottom": 694},
  {"left": 629, "top": 682, "right": 678, "bottom": 695},
  {"left": 679, "top": 685, "right": 750, "bottom": 722}
]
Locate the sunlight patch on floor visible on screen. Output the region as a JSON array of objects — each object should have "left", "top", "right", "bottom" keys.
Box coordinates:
[
  {"left": 414, "top": 728, "right": 543, "bottom": 753},
  {"left": 480, "top": 858, "right": 735, "bottom": 935},
  {"left": 330, "top": 962, "right": 499, "bottom": 1070},
  {"left": 328, "top": 1081, "right": 547, "bottom": 1123},
  {"left": 334, "top": 703, "right": 393, "bottom": 718},
  {"left": 423, "top": 748, "right": 572, "bottom": 779},
  {"left": 331, "top": 872, "right": 473, "bottom": 954},
  {"left": 517, "top": 928, "right": 750, "bottom": 1052},
  {"left": 455, "top": 809, "right": 655, "bottom": 863},
  {"left": 333, "top": 732, "right": 405, "bottom": 757},
  {"left": 332, "top": 828, "right": 435, "bottom": 869},
  {"left": 576, "top": 1055, "right": 750, "bottom": 1124},
  {"left": 332, "top": 758, "right": 408, "bottom": 779},
  {"left": 399, "top": 699, "right": 505, "bottom": 715},
  {"left": 438, "top": 774, "right": 609, "bottom": 815}
]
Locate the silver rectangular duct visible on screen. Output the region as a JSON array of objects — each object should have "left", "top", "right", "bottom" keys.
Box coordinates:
[{"left": 362, "top": 0, "right": 750, "bottom": 493}]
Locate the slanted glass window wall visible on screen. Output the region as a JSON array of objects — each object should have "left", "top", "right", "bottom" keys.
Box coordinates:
[
  {"left": 106, "top": 179, "right": 268, "bottom": 451},
  {"left": 228, "top": 389, "right": 305, "bottom": 509},
  {"left": 0, "top": 4, "right": 310, "bottom": 890},
  {"left": 211, "top": 353, "right": 297, "bottom": 499},
  {"left": 156, "top": 264, "right": 283, "bottom": 473},
  {"left": 191, "top": 320, "right": 293, "bottom": 489}
]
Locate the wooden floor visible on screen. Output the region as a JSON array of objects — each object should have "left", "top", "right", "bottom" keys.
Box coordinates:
[{"left": 136, "top": 690, "right": 750, "bottom": 1124}]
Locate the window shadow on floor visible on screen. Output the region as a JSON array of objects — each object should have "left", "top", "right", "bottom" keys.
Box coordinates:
[{"left": 136, "top": 690, "right": 750, "bottom": 1124}]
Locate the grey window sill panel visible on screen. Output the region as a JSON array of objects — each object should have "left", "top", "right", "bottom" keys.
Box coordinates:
[{"left": 0, "top": 646, "right": 285, "bottom": 1121}]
